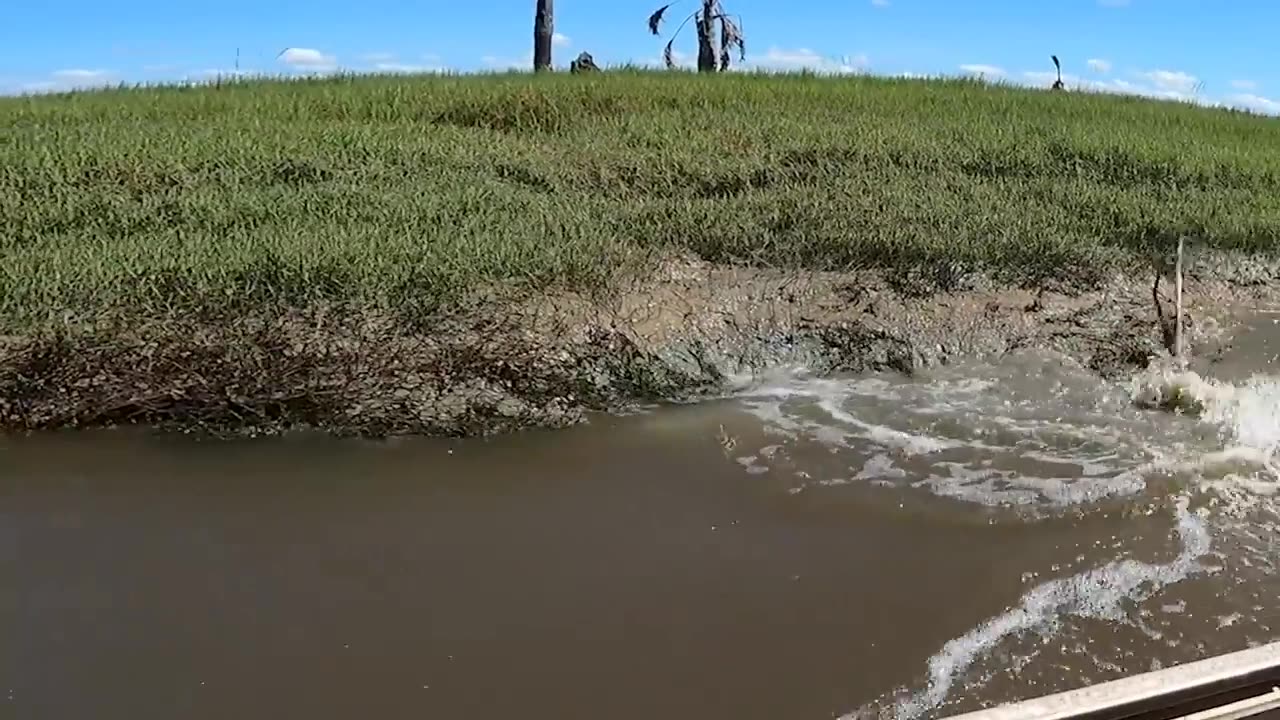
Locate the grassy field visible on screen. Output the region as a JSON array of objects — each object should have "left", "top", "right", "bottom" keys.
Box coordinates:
[{"left": 3, "top": 69, "right": 1280, "bottom": 330}]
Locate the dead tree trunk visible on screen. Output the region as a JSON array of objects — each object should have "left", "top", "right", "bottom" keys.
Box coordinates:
[
  {"left": 533, "top": 0, "right": 554, "bottom": 71},
  {"left": 696, "top": 0, "right": 718, "bottom": 72}
]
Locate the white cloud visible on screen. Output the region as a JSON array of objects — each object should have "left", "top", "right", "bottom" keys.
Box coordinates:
[
  {"left": 838, "top": 53, "right": 871, "bottom": 71},
  {"left": 482, "top": 37, "right": 568, "bottom": 70},
  {"left": 1086, "top": 58, "right": 1112, "bottom": 74},
  {"left": 193, "top": 68, "right": 252, "bottom": 78},
  {"left": 1023, "top": 70, "right": 1082, "bottom": 88},
  {"left": 637, "top": 47, "right": 693, "bottom": 69},
  {"left": 1231, "top": 79, "right": 1258, "bottom": 91},
  {"left": 1006, "top": 66, "right": 1265, "bottom": 111},
  {"left": 638, "top": 46, "right": 864, "bottom": 73},
  {"left": 871, "top": 0, "right": 890, "bottom": 6},
  {"left": 1140, "top": 69, "right": 1198, "bottom": 95},
  {"left": 374, "top": 62, "right": 439, "bottom": 74},
  {"left": 277, "top": 47, "right": 337, "bottom": 70},
  {"left": 52, "top": 68, "right": 112, "bottom": 81},
  {"left": 1227, "top": 93, "right": 1280, "bottom": 115},
  {"left": 480, "top": 53, "right": 534, "bottom": 71},
  {"left": 747, "top": 47, "right": 868, "bottom": 74},
  {"left": 30, "top": 68, "right": 119, "bottom": 92},
  {"left": 959, "top": 63, "right": 1006, "bottom": 77},
  {"left": 1107, "top": 78, "right": 1195, "bottom": 102},
  {"left": 354, "top": 52, "right": 443, "bottom": 73},
  {"left": 13, "top": 69, "right": 116, "bottom": 95},
  {"left": 176, "top": 69, "right": 265, "bottom": 87}
]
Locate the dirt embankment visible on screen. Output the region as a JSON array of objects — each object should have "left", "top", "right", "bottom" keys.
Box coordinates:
[{"left": 2, "top": 254, "right": 1277, "bottom": 437}]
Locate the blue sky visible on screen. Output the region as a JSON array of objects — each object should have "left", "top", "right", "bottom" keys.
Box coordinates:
[{"left": 3, "top": 0, "right": 1278, "bottom": 113}]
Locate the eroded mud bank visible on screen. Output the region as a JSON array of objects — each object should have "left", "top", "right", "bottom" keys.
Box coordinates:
[{"left": 2, "top": 255, "right": 1276, "bottom": 437}]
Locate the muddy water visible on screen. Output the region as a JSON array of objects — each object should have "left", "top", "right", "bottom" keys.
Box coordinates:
[{"left": 7, "top": 318, "right": 1280, "bottom": 720}]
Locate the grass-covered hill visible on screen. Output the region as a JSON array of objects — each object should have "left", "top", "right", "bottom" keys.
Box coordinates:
[{"left": 3, "top": 69, "right": 1279, "bottom": 329}]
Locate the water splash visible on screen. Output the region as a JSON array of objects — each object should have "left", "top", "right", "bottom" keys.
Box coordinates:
[
  {"left": 732, "top": 354, "right": 1177, "bottom": 511},
  {"left": 725, "top": 350, "right": 1280, "bottom": 719},
  {"left": 1131, "top": 364, "right": 1280, "bottom": 479}
]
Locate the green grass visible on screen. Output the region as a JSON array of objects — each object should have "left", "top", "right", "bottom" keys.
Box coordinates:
[{"left": 4, "top": 69, "right": 1280, "bottom": 330}]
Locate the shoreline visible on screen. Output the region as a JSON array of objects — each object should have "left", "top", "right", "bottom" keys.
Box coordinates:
[
  {"left": 8, "top": 71, "right": 1280, "bottom": 437},
  {"left": 4, "top": 253, "right": 1275, "bottom": 438}
]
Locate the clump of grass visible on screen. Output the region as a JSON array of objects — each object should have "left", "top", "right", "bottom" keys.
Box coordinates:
[{"left": 3, "top": 70, "right": 1280, "bottom": 332}]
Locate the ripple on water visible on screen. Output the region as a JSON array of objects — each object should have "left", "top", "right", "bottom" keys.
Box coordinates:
[{"left": 722, "top": 350, "right": 1280, "bottom": 719}]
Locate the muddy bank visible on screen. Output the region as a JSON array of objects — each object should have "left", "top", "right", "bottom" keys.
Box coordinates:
[{"left": 2, "top": 254, "right": 1278, "bottom": 437}]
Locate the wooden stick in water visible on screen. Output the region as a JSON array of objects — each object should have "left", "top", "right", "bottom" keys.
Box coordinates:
[{"left": 1174, "top": 236, "right": 1185, "bottom": 365}]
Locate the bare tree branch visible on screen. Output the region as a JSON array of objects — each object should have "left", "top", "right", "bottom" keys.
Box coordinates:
[{"left": 648, "top": 0, "right": 746, "bottom": 73}]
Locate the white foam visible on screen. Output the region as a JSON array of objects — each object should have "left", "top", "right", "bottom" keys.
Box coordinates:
[
  {"left": 856, "top": 454, "right": 908, "bottom": 480},
  {"left": 914, "top": 464, "right": 1149, "bottom": 508},
  {"left": 1130, "top": 366, "right": 1280, "bottom": 486},
  {"left": 815, "top": 396, "right": 959, "bottom": 456},
  {"left": 739, "top": 357, "right": 1280, "bottom": 509},
  {"left": 846, "top": 498, "right": 1212, "bottom": 720},
  {"left": 1207, "top": 376, "right": 1280, "bottom": 474},
  {"left": 734, "top": 357, "right": 1164, "bottom": 508},
  {"left": 728, "top": 354, "right": 1280, "bottom": 718}
]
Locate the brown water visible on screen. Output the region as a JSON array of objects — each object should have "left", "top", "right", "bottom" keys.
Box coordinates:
[{"left": 7, "top": 318, "right": 1280, "bottom": 720}]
